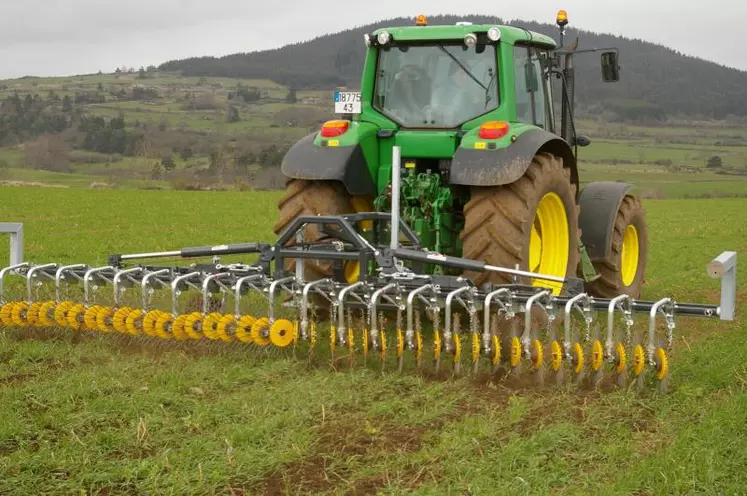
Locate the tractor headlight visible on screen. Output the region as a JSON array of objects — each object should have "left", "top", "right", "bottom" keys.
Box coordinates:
[
  {"left": 377, "top": 31, "right": 391, "bottom": 45},
  {"left": 464, "top": 33, "right": 477, "bottom": 46},
  {"left": 487, "top": 27, "right": 501, "bottom": 42}
]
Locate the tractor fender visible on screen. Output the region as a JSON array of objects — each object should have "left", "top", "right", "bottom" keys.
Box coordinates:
[
  {"left": 578, "top": 181, "right": 637, "bottom": 261},
  {"left": 280, "top": 132, "right": 377, "bottom": 196},
  {"left": 449, "top": 128, "right": 578, "bottom": 189}
]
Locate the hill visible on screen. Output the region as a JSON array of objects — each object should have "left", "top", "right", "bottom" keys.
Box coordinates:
[{"left": 159, "top": 15, "right": 747, "bottom": 121}]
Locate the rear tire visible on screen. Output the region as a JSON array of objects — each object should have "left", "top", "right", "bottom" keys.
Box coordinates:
[
  {"left": 585, "top": 195, "right": 647, "bottom": 299},
  {"left": 273, "top": 178, "right": 357, "bottom": 280},
  {"left": 460, "top": 151, "right": 580, "bottom": 295}
]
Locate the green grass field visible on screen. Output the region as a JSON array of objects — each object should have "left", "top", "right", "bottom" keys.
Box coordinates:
[{"left": 0, "top": 187, "right": 745, "bottom": 495}]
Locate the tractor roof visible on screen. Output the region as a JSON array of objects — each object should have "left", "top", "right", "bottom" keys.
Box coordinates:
[{"left": 371, "top": 22, "right": 557, "bottom": 49}]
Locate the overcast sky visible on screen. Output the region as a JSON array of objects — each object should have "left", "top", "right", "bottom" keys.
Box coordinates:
[{"left": 1, "top": 0, "right": 744, "bottom": 80}]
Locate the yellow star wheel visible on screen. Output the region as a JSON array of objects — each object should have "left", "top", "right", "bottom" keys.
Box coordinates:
[
  {"left": 171, "top": 313, "right": 190, "bottom": 341},
  {"left": 572, "top": 343, "right": 585, "bottom": 375},
  {"left": 415, "top": 331, "right": 423, "bottom": 363},
  {"left": 510, "top": 336, "right": 522, "bottom": 367},
  {"left": 112, "top": 307, "right": 133, "bottom": 333},
  {"left": 155, "top": 313, "right": 174, "bottom": 340},
  {"left": 66, "top": 304, "right": 86, "bottom": 331},
  {"left": 37, "top": 301, "right": 57, "bottom": 328},
  {"left": 269, "top": 318, "right": 295, "bottom": 348},
  {"left": 10, "top": 302, "right": 30, "bottom": 327},
  {"left": 26, "top": 302, "right": 43, "bottom": 327},
  {"left": 550, "top": 340, "right": 563, "bottom": 372},
  {"left": 329, "top": 324, "right": 336, "bottom": 353},
  {"left": 0, "top": 302, "right": 17, "bottom": 326},
  {"left": 347, "top": 327, "right": 355, "bottom": 353},
  {"left": 433, "top": 331, "right": 441, "bottom": 361},
  {"left": 591, "top": 340, "right": 604, "bottom": 371},
  {"left": 615, "top": 342, "right": 627, "bottom": 374},
  {"left": 251, "top": 317, "right": 271, "bottom": 346},
  {"left": 54, "top": 301, "right": 75, "bottom": 328},
  {"left": 201, "top": 312, "right": 223, "bottom": 341},
  {"left": 396, "top": 328, "right": 404, "bottom": 359},
  {"left": 235, "top": 315, "right": 256, "bottom": 344},
  {"left": 452, "top": 333, "right": 461, "bottom": 364},
  {"left": 124, "top": 308, "right": 144, "bottom": 335},
  {"left": 216, "top": 314, "right": 236, "bottom": 342},
  {"left": 491, "top": 335, "right": 501, "bottom": 366},
  {"left": 632, "top": 344, "right": 645, "bottom": 377},
  {"left": 142, "top": 310, "right": 165, "bottom": 337},
  {"left": 361, "top": 327, "right": 368, "bottom": 357},
  {"left": 655, "top": 347, "right": 668, "bottom": 380},
  {"left": 471, "top": 332, "right": 480, "bottom": 363},
  {"left": 83, "top": 305, "right": 103, "bottom": 331},
  {"left": 531, "top": 339, "right": 543, "bottom": 370},
  {"left": 380, "top": 330, "right": 387, "bottom": 360},
  {"left": 183, "top": 312, "right": 204, "bottom": 340},
  {"left": 95, "top": 306, "right": 114, "bottom": 332}
]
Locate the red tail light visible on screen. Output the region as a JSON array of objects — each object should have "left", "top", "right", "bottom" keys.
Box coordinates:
[
  {"left": 320, "top": 120, "right": 350, "bottom": 138},
  {"left": 478, "top": 121, "right": 510, "bottom": 140}
]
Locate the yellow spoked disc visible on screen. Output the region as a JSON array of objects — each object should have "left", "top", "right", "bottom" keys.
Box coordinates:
[
  {"left": 531, "top": 339, "right": 543, "bottom": 370},
  {"left": 615, "top": 342, "right": 627, "bottom": 374},
  {"left": 329, "top": 324, "right": 336, "bottom": 353},
  {"left": 155, "top": 313, "right": 174, "bottom": 340},
  {"left": 95, "top": 306, "right": 114, "bottom": 332},
  {"left": 0, "top": 302, "right": 17, "bottom": 326},
  {"left": 510, "top": 336, "right": 522, "bottom": 367},
  {"left": 112, "top": 307, "right": 133, "bottom": 333},
  {"left": 124, "top": 308, "right": 144, "bottom": 335},
  {"left": 82, "top": 305, "right": 102, "bottom": 331},
  {"left": 591, "top": 340, "right": 604, "bottom": 371},
  {"left": 216, "top": 314, "right": 236, "bottom": 342},
  {"left": 66, "top": 304, "right": 86, "bottom": 331},
  {"left": 361, "top": 327, "right": 368, "bottom": 356},
  {"left": 452, "top": 333, "right": 461, "bottom": 364},
  {"left": 632, "top": 344, "right": 645, "bottom": 377},
  {"left": 37, "top": 301, "right": 57, "bottom": 327},
  {"left": 142, "top": 310, "right": 165, "bottom": 337},
  {"left": 433, "top": 331, "right": 441, "bottom": 361},
  {"left": 491, "top": 335, "right": 501, "bottom": 366},
  {"left": 183, "top": 312, "right": 204, "bottom": 340},
  {"left": 550, "top": 340, "right": 563, "bottom": 372},
  {"left": 235, "top": 315, "right": 256, "bottom": 344},
  {"left": 171, "top": 314, "right": 190, "bottom": 341},
  {"left": 396, "top": 328, "right": 404, "bottom": 358},
  {"left": 310, "top": 321, "right": 317, "bottom": 348},
  {"left": 269, "top": 318, "right": 295, "bottom": 348},
  {"left": 54, "top": 301, "right": 74, "bottom": 328},
  {"left": 25, "top": 302, "right": 42, "bottom": 326},
  {"left": 471, "top": 332, "right": 480, "bottom": 363},
  {"left": 380, "top": 330, "right": 387, "bottom": 358},
  {"left": 415, "top": 331, "right": 423, "bottom": 362},
  {"left": 201, "top": 312, "right": 223, "bottom": 341},
  {"left": 572, "top": 343, "right": 585, "bottom": 374},
  {"left": 251, "top": 317, "right": 271, "bottom": 346},
  {"left": 10, "top": 301, "right": 29, "bottom": 326},
  {"left": 655, "top": 347, "right": 668, "bottom": 380},
  {"left": 347, "top": 327, "right": 355, "bottom": 352}
]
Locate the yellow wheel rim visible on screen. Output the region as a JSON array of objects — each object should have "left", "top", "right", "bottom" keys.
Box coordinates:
[
  {"left": 251, "top": 317, "right": 271, "bottom": 346},
  {"left": 550, "top": 340, "right": 562, "bottom": 372},
  {"left": 471, "top": 332, "right": 480, "bottom": 363},
  {"left": 615, "top": 342, "right": 627, "bottom": 374},
  {"left": 572, "top": 342, "right": 584, "bottom": 374},
  {"left": 528, "top": 192, "right": 569, "bottom": 296},
  {"left": 491, "top": 335, "right": 501, "bottom": 366},
  {"left": 531, "top": 339, "right": 543, "bottom": 370},
  {"left": 510, "top": 336, "right": 522, "bottom": 367},
  {"left": 621, "top": 224, "right": 639, "bottom": 287},
  {"left": 633, "top": 344, "right": 645, "bottom": 376},
  {"left": 655, "top": 347, "right": 668, "bottom": 380},
  {"left": 591, "top": 340, "right": 604, "bottom": 371},
  {"left": 235, "top": 315, "right": 256, "bottom": 344},
  {"left": 270, "top": 319, "right": 295, "bottom": 348}
]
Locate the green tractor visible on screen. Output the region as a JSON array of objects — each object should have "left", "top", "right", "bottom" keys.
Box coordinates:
[{"left": 274, "top": 11, "right": 648, "bottom": 299}]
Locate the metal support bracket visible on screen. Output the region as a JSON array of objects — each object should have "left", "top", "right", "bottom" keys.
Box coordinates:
[
  {"left": 708, "top": 251, "right": 737, "bottom": 321},
  {"left": 0, "top": 223, "right": 23, "bottom": 266}
]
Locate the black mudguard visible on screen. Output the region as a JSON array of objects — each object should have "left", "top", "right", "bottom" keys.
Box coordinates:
[
  {"left": 578, "top": 181, "right": 636, "bottom": 261},
  {"left": 280, "top": 132, "right": 377, "bottom": 196},
  {"left": 449, "top": 128, "right": 578, "bottom": 189}
]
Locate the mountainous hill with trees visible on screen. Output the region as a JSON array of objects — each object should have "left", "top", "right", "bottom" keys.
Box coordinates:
[{"left": 159, "top": 15, "right": 747, "bottom": 121}]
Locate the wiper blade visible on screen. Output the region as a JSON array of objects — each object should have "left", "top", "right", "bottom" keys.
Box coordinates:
[{"left": 437, "top": 45, "right": 487, "bottom": 91}]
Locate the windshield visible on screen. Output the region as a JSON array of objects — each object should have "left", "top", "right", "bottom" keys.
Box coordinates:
[{"left": 374, "top": 42, "right": 499, "bottom": 128}]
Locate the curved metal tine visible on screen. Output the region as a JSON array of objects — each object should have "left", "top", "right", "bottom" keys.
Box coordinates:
[
  {"left": 0, "top": 263, "right": 29, "bottom": 303},
  {"left": 201, "top": 272, "right": 234, "bottom": 315},
  {"left": 24, "top": 263, "right": 56, "bottom": 303},
  {"left": 522, "top": 290, "right": 551, "bottom": 353},
  {"left": 483, "top": 287, "right": 514, "bottom": 345},
  {"left": 234, "top": 274, "right": 267, "bottom": 317},
  {"left": 606, "top": 294, "right": 632, "bottom": 357},
  {"left": 298, "top": 278, "right": 333, "bottom": 340},
  {"left": 83, "top": 266, "right": 115, "bottom": 307},
  {"left": 337, "top": 282, "right": 366, "bottom": 345},
  {"left": 113, "top": 267, "right": 144, "bottom": 307},
  {"left": 141, "top": 269, "right": 171, "bottom": 311},
  {"left": 648, "top": 298, "right": 674, "bottom": 360},
  {"left": 369, "top": 283, "right": 397, "bottom": 349},
  {"left": 268, "top": 276, "right": 295, "bottom": 323},
  {"left": 172, "top": 271, "right": 202, "bottom": 315},
  {"left": 444, "top": 286, "right": 472, "bottom": 354},
  {"left": 564, "top": 293, "right": 593, "bottom": 353},
  {"left": 55, "top": 264, "right": 87, "bottom": 303},
  {"left": 406, "top": 284, "right": 434, "bottom": 350}
]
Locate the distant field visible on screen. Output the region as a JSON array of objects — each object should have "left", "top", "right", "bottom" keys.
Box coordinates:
[{"left": 0, "top": 186, "right": 744, "bottom": 494}]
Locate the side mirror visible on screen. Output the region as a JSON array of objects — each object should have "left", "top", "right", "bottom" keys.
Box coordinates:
[{"left": 601, "top": 51, "right": 620, "bottom": 82}]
